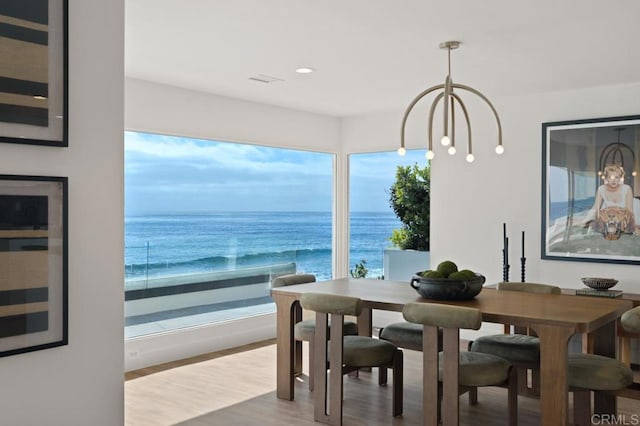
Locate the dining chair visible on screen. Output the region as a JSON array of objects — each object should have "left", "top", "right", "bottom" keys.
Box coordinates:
[
  {"left": 300, "top": 293, "right": 403, "bottom": 425},
  {"left": 378, "top": 321, "right": 443, "bottom": 386},
  {"left": 271, "top": 274, "right": 359, "bottom": 391},
  {"left": 469, "top": 281, "right": 561, "bottom": 397},
  {"left": 403, "top": 302, "right": 517, "bottom": 426},
  {"left": 568, "top": 353, "right": 633, "bottom": 425},
  {"left": 618, "top": 305, "right": 640, "bottom": 397}
]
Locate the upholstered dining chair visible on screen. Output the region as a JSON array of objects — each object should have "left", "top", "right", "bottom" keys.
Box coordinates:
[
  {"left": 469, "top": 281, "right": 561, "bottom": 397},
  {"left": 300, "top": 293, "right": 403, "bottom": 425},
  {"left": 568, "top": 353, "right": 633, "bottom": 425},
  {"left": 378, "top": 321, "right": 443, "bottom": 386},
  {"left": 403, "top": 302, "right": 518, "bottom": 426},
  {"left": 271, "top": 274, "right": 358, "bottom": 391}
]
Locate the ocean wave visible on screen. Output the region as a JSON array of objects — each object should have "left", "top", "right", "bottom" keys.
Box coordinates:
[{"left": 125, "top": 248, "right": 332, "bottom": 278}]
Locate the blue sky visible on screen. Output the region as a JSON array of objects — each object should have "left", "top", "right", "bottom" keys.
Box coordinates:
[{"left": 125, "top": 131, "right": 427, "bottom": 215}]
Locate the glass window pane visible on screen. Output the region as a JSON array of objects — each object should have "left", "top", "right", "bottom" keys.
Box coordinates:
[
  {"left": 125, "top": 131, "right": 334, "bottom": 338},
  {"left": 348, "top": 149, "right": 428, "bottom": 279}
]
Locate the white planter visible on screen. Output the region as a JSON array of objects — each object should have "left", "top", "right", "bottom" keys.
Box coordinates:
[
  {"left": 383, "top": 248, "right": 430, "bottom": 281},
  {"left": 376, "top": 248, "right": 431, "bottom": 329}
]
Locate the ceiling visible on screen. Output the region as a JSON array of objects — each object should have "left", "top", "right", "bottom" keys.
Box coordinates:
[{"left": 125, "top": 0, "right": 640, "bottom": 117}]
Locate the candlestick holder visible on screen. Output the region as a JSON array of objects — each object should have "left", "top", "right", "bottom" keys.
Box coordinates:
[{"left": 520, "top": 256, "right": 526, "bottom": 282}]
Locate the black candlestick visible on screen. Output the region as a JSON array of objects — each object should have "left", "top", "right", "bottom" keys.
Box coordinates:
[{"left": 520, "top": 256, "right": 526, "bottom": 282}]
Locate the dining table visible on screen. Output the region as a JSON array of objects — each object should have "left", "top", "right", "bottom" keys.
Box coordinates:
[{"left": 271, "top": 277, "right": 633, "bottom": 425}]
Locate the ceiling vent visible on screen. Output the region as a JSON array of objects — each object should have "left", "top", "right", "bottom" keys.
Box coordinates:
[{"left": 249, "top": 74, "right": 284, "bottom": 84}]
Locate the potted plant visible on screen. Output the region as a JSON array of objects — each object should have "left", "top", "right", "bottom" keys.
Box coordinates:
[{"left": 383, "top": 163, "right": 431, "bottom": 280}]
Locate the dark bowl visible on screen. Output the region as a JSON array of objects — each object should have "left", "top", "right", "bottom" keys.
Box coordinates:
[{"left": 410, "top": 273, "right": 486, "bottom": 300}]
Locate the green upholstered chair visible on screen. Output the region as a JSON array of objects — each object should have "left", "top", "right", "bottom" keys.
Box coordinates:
[
  {"left": 569, "top": 353, "right": 633, "bottom": 425},
  {"left": 378, "top": 321, "right": 443, "bottom": 386},
  {"left": 272, "top": 274, "right": 359, "bottom": 392},
  {"left": 469, "top": 281, "right": 561, "bottom": 397},
  {"left": 300, "top": 293, "right": 403, "bottom": 425},
  {"left": 380, "top": 322, "right": 443, "bottom": 352},
  {"left": 621, "top": 305, "right": 640, "bottom": 334},
  {"left": 619, "top": 305, "right": 640, "bottom": 397},
  {"left": 403, "top": 302, "right": 517, "bottom": 426}
]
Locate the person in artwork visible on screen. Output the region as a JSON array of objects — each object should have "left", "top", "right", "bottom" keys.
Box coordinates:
[{"left": 583, "top": 164, "right": 639, "bottom": 239}]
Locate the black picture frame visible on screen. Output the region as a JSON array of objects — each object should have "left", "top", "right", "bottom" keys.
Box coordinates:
[
  {"left": 0, "top": 174, "right": 68, "bottom": 357},
  {"left": 541, "top": 115, "right": 640, "bottom": 264},
  {"left": 0, "top": 0, "right": 68, "bottom": 147}
]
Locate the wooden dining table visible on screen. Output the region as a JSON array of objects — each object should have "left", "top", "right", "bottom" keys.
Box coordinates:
[{"left": 271, "top": 278, "right": 633, "bottom": 425}]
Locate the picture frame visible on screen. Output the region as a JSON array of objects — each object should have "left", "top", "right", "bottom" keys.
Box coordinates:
[
  {"left": 541, "top": 115, "right": 640, "bottom": 264},
  {"left": 0, "top": 0, "right": 68, "bottom": 147},
  {"left": 0, "top": 174, "right": 67, "bottom": 357}
]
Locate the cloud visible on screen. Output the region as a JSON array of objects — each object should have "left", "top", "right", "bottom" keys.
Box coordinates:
[{"left": 125, "top": 131, "right": 333, "bottom": 214}]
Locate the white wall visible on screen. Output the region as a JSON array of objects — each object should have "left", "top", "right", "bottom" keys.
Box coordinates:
[
  {"left": 344, "top": 82, "right": 640, "bottom": 291},
  {"left": 125, "top": 78, "right": 342, "bottom": 152},
  {"left": 0, "top": 1, "right": 125, "bottom": 425}
]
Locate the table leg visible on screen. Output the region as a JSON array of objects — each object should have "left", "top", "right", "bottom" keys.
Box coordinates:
[
  {"left": 274, "top": 294, "right": 297, "bottom": 400},
  {"left": 531, "top": 324, "right": 574, "bottom": 426},
  {"left": 591, "top": 320, "right": 617, "bottom": 415}
]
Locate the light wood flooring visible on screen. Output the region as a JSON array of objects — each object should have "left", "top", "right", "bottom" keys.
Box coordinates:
[{"left": 125, "top": 339, "right": 640, "bottom": 425}]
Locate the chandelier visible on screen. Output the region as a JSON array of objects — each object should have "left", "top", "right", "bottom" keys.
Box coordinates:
[{"left": 398, "top": 41, "right": 503, "bottom": 163}]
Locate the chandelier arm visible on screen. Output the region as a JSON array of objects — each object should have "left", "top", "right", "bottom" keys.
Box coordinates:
[
  {"left": 450, "top": 93, "right": 472, "bottom": 154},
  {"left": 427, "top": 92, "right": 445, "bottom": 153},
  {"left": 450, "top": 95, "right": 455, "bottom": 148},
  {"left": 443, "top": 76, "right": 452, "bottom": 139},
  {"left": 400, "top": 84, "right": 445, "bottom": 149},
  {"left": 453, "top": 83, "right": 503, "bottom": 148}
]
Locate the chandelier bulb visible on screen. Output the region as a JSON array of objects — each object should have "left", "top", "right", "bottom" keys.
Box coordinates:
[
  {"left": 495, "top": 145, "right": 504, "bottom": 155},
  {"left": 633, "top": 171, "right": 638, "bottom": 177},
  {"left": 466, "top": 153, "right": 475, "bottom": 163},
  {"left": 441, "top": 135, "right": 450, "bottom": 146},
  {"left": 397, "top": 147, "right": 406, "bottom": 156},
  {"left": 426, "top": 150, "right": 435, "bottom": 160},
  {"left": 448, "top": 146, "right": 456, "bottom": 155}
]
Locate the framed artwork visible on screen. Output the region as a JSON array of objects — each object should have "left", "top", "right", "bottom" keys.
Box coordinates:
[
  {"left": 0, "top": 0, "right": 68, "bottom": 146},
  {"left": 0, "top": 175, "right": 67, "bottom": 357},
  {"left": 542, "top": 115, "right": 640, "bottom": 264}
]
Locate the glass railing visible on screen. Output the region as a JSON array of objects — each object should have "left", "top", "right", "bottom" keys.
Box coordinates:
[{"left": 124, "top": 246, "right": 323, "bottom": 339}]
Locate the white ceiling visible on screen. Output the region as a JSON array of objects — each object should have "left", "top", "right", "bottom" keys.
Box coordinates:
[{"left": 125, "top": 0, "right": 640, "bottom": 117}]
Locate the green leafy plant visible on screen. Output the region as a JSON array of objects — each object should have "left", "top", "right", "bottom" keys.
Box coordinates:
[
  {"left": 388, "top": 163, "right": 430, "bottom": 251},
  {"left": 350, "top": 259, "right": 369, "bottom": 279}
]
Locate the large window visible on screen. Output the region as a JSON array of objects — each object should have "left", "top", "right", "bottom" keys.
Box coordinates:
[
  {"left": 125, "top": 131, "right": 333, "bottom": 338},
  {"left": 348, "top": 150, "right": 427, "bottom": 279}
]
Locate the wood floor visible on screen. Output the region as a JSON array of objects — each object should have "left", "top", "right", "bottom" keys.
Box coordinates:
[{"left": 125, "top": 339, "right": 640, "bottom": 425}]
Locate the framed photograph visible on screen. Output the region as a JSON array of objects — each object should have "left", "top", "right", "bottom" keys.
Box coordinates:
[
  {"left": 0, "top": 0, "right": 68, "bottom": 146},
  {"left": 0, "top": 175, "right": 67, "bottom": 357},
  {"left": 542, "top": 115, "right": 640, "bottom": 264}
]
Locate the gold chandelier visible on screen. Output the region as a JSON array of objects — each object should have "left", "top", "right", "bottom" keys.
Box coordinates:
[{"left": 398, "top": 41, "right": 503, "bottom": 163}]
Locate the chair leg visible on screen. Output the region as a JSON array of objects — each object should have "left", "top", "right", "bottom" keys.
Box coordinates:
[
  {"left": 309, "top": 340, "right": 315, "bottom": 391},
  {"left": 528, "top": 367, "right": 541, "bottom": 397},
  {"left": 392, "top": 349, "right": 403, "bottom": 417},
  {"left": 468, "top": 387, "right": 478, "bottom": 405},
  {"left": 294, "top": 340, "right": 303, "bottom": 375},
  {"left": 573, "top": 389, "right": 591, "bottom": 426},
  {"left": 517, "top": 367, "right": 529, "bottom": 395},
  {"left": 379, "top": 365, "right": 388, "bottom": 386},
  {"left": 507, "top": 366, "right": 518, "bottom": 426}
]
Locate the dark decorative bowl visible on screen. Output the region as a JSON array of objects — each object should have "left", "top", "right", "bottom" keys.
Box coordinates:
[
  {"left": 581, "top": 277, "right": 618, "bottom": 291},
  {"left": 410, "top": 273, "right": 486, "bottom": 300}
]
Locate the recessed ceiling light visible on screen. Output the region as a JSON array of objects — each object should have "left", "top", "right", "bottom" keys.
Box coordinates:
[{"left": 295, "top": 67, "right": 315, "bottom": 74}]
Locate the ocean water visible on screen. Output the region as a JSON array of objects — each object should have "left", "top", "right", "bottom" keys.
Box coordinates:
[{"left": 124, "top": 211, "right": 401, "bottom": 285}]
